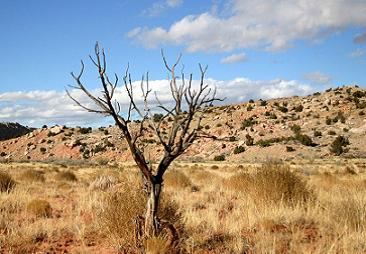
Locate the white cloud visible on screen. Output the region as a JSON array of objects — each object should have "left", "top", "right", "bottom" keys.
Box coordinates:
[
  {"left": 129, "top": 0, "right": 366, "bottom": 52},
  {"left": 0, "top": 77, "right": 313, "bottom": 127},
  {"left": 349, "top": 48, "right": 365, "bottom": 58},
  {"left": 220, "top": 53, "right": 246, "bottom": 64},
  {"left": 143, "top": 0, "right": 183, "bottom": 17},
  {"left": 303, "top": 71, "right": 332, "bottom": 84}
]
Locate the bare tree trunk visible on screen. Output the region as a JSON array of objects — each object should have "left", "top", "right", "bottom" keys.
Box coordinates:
[{"left": 144, "top": 179, "right": 162, "bottom": 237}]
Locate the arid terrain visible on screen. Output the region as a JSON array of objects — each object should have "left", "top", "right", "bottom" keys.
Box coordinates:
[{"left": 1, "top": 86, "right": 366, "bottom": 253}]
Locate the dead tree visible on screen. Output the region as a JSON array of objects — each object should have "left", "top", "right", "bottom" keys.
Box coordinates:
[{"left": 67, "top": 42, "right": 222, "bottom": 241}]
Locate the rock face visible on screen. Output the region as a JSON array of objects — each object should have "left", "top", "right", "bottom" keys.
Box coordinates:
[{"left": 0, "top": 122, "right": 33, "bottom": 141}]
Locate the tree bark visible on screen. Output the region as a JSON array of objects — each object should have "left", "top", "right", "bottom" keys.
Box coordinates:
[{"left": 144, "top": 179, "right": 162, "bottom": 238}]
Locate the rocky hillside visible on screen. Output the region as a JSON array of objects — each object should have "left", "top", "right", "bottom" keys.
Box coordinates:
[
  {"left": 1, "top": 85, "right": 366, "bottom": 163},
  {"left": 0, "top": 122, "right": 33, "bottom": 141}
]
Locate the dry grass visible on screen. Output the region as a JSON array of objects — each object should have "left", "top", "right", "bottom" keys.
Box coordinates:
[
  {"left": 26, "top": 199, "right": 52, "bottom": 218},
  {"left": 0, "top": 171, "right": 16, "bottom": 192},
  {"left": 55, "top": 170, "right": 77, "bottom": 182},
  {"left": 19, "top": 169, "right": 45, "bottom": 182},
  {"left": 0, "top": 160, "right": 366, "bottom": 253}
]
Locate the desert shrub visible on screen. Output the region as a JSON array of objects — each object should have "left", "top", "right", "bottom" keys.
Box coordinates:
[
  {"left": 326, "top": 117, "right": 332, "bottom": 125},
  {"left": 277, "top": 105, "right": 288, "bottom": 113},
  {"left": 260, "top": 100, "right": 267, "bottom": 106},
  {"left": 286, "top": 146, "right": 295, "bottom": 152},
  {"left": 245, "top": 134, "right": 254, "bottom": 146},
  {"left": 97, "top": 158, "right": 109, "bottom": 166},
  {"left": 228, "top": 136, "right": 236, "bottom": 142},
  {"left": 328, "top": 130, "right": 336, "bottom": 135},
  {"left": 295, "top": 134, "right": 313, "bottom": 146},
  {"left": 233, "top": 146, "right": 245, "bottom": 154},
  {"left": 153, "top": 113, "right": 164, "bottom": 122},
  {"left": 0, "top": 171, "right": 16, "bottom": 193},
  {"left": 294, "top": 104, "right": 304, "bottom": 112},
  {"left": 0, "top": 152, "right": 6, "bottom": 157},
  {"left": 20, "top": 169, "right": 45, "bottom": 182},
  {"left": 313, "top": 130, "right": 322, "bottom": 137},
  {"left": 241, "top": 117, "right": 257, "bottom": 129},
  {"left": 330, "top": 135, "right": 350, "bottom": 155},
  {"left": 55, "top": 171, "right": 77, "bottom": 182},
  {"left": 39, "top": 147, "right": 46, "bottom": 153},
  {"left": 247, "top": 105, "right": 253, "bottom": 111},
  {"left": 26, "top": 199, "right": 52, "bottom": 218},
  {"left": 226, "top": 164, "right": 314, "bottom": 206},
  {"left": 214, "top": 155, "right": 225, "bottom": 161},
  {"left": 290, "top": 124, "right": 301, "bottom": 134},
  {"left": 79, "top": 127, "right": 92, "bottom": 134},
  {"left": 164, "top": 170, "right": 192, "bottom": 189},
  {"left": 359, "top": 111, "right": 365, "bottom": 116},
  {"left": 353, "top": 90, "right": 365, "bottom": 98}
]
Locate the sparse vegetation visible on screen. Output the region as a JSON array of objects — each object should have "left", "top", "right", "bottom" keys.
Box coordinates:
[
  {"left": 55, "top": 171, "right": 77, "bottom": 181},
  {"left": 330, "top": 135, "right": 350, "bottom": 155},
  {"left": 214, "top": 154, "right": 225, "bottom": 161}
]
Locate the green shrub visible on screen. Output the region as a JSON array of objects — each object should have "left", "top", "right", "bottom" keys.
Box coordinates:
[
  {"left": 27, "top": 199, "right": 52, "bottom": 218},
  {"left": 247, "top": 105, "right": 253, "bottom": 111},
  {"left": 260, "top": 100, "right": 267, "bottom": 106},
  {"left": 214, "top": 155, "right": 225, "bottom": 161},
  {"left": 330, "top": 135, "right": 350, "bottom": 156},
  {"left": 294, "top": 104, "right": 304, "bottom": 112},
  {"left": 241, "top": 117, "right": 257, "bottom": 129},
  {"left": 245, "top": 134, "right": 254, "bottom": 146},
  {"left": 0, "top": 171, "right": 16, "bottom": 193},
  {"left": 153, "top": 113, "right": 164, "bottom": 122},
  {"left": 295, "top": 134, "right": 313, "bottom": 146},
  {"left": 79, "top": 127, "right": 92, "bottom": 134},
  {"left": 290, "top": 124, "right": 301, "bottom": 134},
  {"left": 233, "top": 146, "right": 245, "bottom": 154}
]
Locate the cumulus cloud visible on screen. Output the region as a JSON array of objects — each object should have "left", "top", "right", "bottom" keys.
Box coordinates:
[
  {"left": 303, "top": 71, "right": 332, "bottom": 84},
  {"left": 143, "top": 0, "right": 183, "bottom": 17},
  {"left": 129, "top": 0, "right": 366, "bottom": 52},
  {"left": 220, "top": 53, "right": 247, "bottom": 64},
  {"left": 0, "top": 77, "right": 313, "bottom": 127},
  {"left": 349, "top": 48, "right": 365, "bottom": 58}
]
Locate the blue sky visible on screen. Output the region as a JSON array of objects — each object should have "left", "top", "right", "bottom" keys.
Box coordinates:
[{"left": 0, "top": 0, "right": 366, "bottom": 126}]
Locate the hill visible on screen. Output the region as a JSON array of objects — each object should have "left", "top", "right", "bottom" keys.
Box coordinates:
[
  {"left": 0, "top": 122, "right": 33, "bottom": 141},
  {"left": 1, "top": 85, "right": 366, "bottom": 163}
]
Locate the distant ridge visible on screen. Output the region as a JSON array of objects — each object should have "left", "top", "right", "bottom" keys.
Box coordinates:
[{"left": 0, "top": 122, "right": 33, "bottom": 141}]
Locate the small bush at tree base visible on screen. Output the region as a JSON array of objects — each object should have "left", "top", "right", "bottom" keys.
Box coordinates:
[
  {"left": 0, "top": 171, "right": 16, "bottom": 193},
  {"left": 286, "top": 146, "right": 295, "bottom": 152},
  {"left": 27, "top": 199, "right": 52, "bottom": 218}
]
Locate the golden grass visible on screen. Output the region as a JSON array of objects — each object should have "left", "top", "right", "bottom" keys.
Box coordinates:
[{"left": 0, "top": 160, "right": 366, "bottom": 253}]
